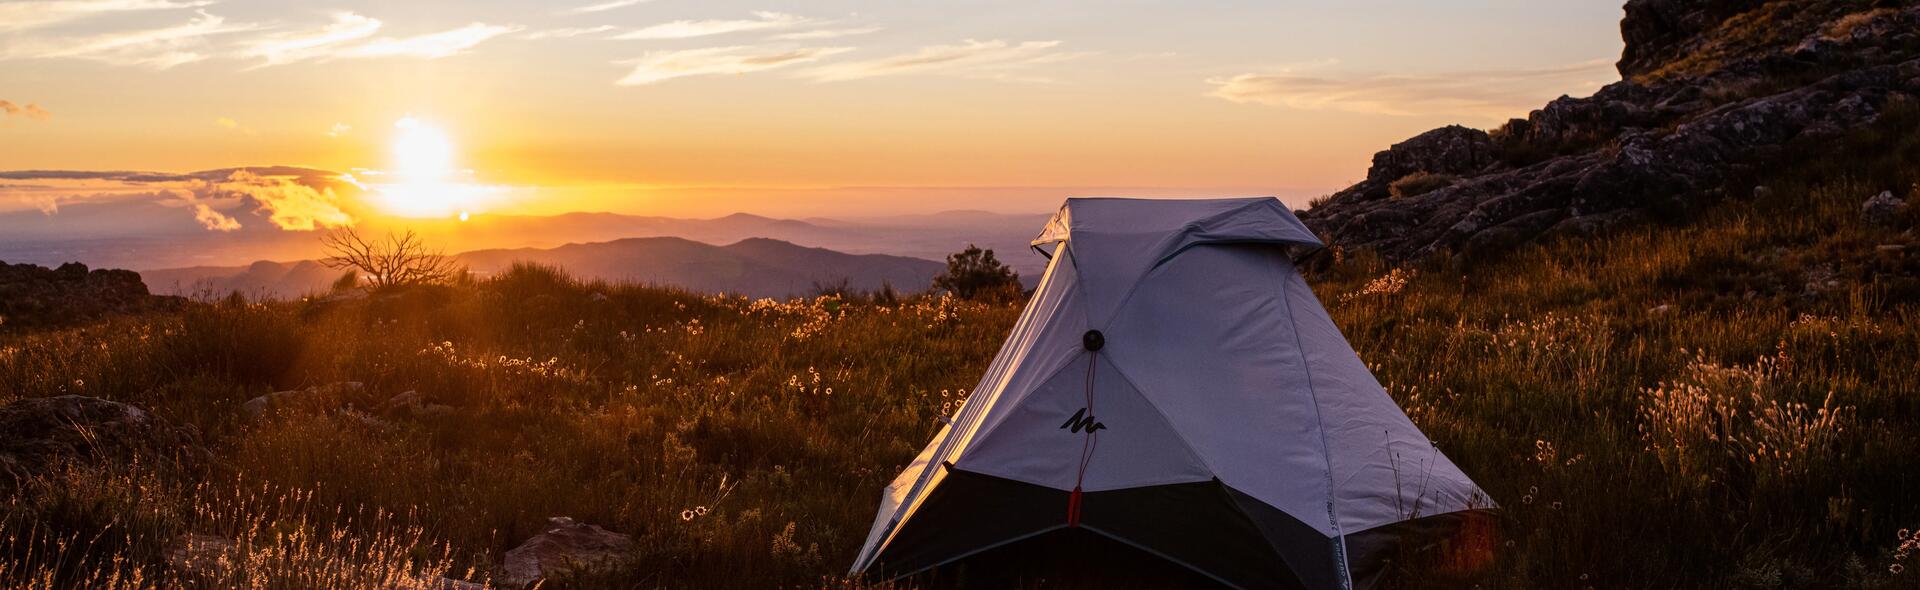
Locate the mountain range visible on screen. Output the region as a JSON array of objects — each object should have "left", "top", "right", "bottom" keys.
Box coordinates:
[{"left": 140, "top": 236, "right": 950, "bottom": 300}]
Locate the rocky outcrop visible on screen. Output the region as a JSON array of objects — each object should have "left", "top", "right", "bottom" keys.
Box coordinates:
[
  {"left": 500, "top": 517, "right": 634, "bottom": 587},
  {"left": 0, "top": 261, "right": 181, "bottom": 330},
  {"left": 1302, "top": 2, "right": 1920, "bottom": 262},
  {"left": 0, "top": 395, "right": 197, "bottom": 490},
  {"left": 1617, "top": 0, "right": 1755, "bottom": 79}
]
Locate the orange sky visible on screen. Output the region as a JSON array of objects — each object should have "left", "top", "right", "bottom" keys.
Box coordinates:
[{"left": 0, "top": 1, "right": 1626, "bottom": 218}]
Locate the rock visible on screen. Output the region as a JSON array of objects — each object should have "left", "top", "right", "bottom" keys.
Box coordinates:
[
  {"left": 1863, "top": 190, "right": 1909, "bottom": 226},
  {"left": 242, "top": 382, "right": 366, "bottom": 420},
  {"left": 165, "top": 533, "right": 238, "bottom": 576},
  {"left": 375, "top": 391, "right": 455, "bottom": 419},
  {"left": 0, "top": 396, "right": 194, "bottom": 491},
  {"left": 1302, "top": 1, "right": 1920, "bottom": 263},
  {"left": 500, "top": 517, "right": 634, "bottom": 587},
  {"left": 1617, "top": 0, "right": 1753, "bottom": 79},
  {"left": 0, "top": 261, "right": 182, "bottom": 331},
  {"left": 1368, "top": 126, "right": 1495, "bottom": 186}
]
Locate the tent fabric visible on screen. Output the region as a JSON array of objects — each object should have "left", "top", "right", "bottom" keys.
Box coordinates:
[{"left": 853, "top": 197, "right": 1493, "bottom": 589}]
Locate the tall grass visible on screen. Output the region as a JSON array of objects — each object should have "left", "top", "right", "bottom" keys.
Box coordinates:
[{"left": 3, "top": 265, "right": 1010, "bottom": 588}]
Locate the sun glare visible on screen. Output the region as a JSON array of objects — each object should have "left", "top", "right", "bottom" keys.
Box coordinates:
[
  {"left": 393, "top": 117, "right": 454, "bottom": 181},
  {"left": 374, "top": 116, "right": 504, "bottom": 218}
]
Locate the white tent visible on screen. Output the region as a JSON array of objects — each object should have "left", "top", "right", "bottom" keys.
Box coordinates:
[{"left": 851, "top": 197, "right": 1494, "bottom": 589}]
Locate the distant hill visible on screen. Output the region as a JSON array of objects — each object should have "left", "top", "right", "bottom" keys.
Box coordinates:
[
  {"left": 144, "top": 237, "right": 944, "bottom": 300},
  {"left": 141, "top": 260, "right": 346, "bottom": 300},
  {"left": 0, "top": 203, "right": 1049, "bottom": 284}
]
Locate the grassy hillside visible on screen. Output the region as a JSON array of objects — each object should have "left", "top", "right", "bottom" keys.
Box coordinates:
[{"left": 3, "top": 126, "right": 1918, "bottom": 588}]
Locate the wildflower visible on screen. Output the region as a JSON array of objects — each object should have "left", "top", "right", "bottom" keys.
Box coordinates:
[{"left": 680, "top": 510, "right": 695, "bottom": 521}]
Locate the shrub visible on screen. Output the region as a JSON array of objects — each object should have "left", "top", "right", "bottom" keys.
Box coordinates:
[{"left": 932, "top": 244, "right": 1021, "bottom": 301}]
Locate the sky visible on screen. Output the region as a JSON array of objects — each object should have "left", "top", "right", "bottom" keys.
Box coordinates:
[{"left": 0, "top": 0, "right": 1626, "bottom": 220}]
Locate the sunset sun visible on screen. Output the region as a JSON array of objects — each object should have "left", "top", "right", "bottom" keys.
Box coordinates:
[
  {"left": 375, "top": 116, "right": 499, "bottom": 219},
  {"left": 392, "top": 116, "right": 453, "bottom": 181}
]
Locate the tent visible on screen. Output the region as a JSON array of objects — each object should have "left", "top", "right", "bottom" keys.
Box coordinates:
[{"left": 850, "top": 197, "right": 1495, "bottom": 589}]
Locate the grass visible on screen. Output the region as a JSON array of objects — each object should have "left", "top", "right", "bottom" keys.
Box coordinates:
[
  {"left": 3, "top": 131, "right": 1920, "bottom": 589},
  {"left": 3, "top": 266, "right": 1015, "bottom": 588}
]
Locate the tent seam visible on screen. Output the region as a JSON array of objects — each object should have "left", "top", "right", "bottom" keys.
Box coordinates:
[{"left": 1276, "top": 258, "right": 1355, "bottom": 589}]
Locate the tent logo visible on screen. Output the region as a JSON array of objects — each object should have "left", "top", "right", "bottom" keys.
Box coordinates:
[{"left": 1059, "top": 408, "right": 1106, "bottom": 434}]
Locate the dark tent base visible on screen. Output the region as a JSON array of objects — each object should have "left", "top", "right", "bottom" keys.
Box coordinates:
[
  {"left": 903, "top": 527, "right": 1231, "bottom": 589},
  {"left": 869, "top": 468, "right": 1331, "bottom": 589},
  {"left": 866, "top": 468, "right": 1499, "bottom": 589}
]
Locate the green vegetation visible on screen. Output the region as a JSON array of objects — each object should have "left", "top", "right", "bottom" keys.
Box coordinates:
[
  {"left": 3, "top": 126, "right": 1919, "bottom": 588},
  {"left": 931, "top": 244, "right": 1022, "bottom": 302}
]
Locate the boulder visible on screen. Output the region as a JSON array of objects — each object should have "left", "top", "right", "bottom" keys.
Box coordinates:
[
  {"left": 0, "top": 395, "right": 194, "bottom": 490},
  {"left": 1863, "top": 190, "right": 1909, "bottom": 226},
  {"left": 242, "top": 382, "right": 366, "bottom": 420},
  {"left": 1366, "top": 125, "right": 1496, "bottom": 187},
  {"left": 500, "top": 517, "right": 634, "bottom": 587}
]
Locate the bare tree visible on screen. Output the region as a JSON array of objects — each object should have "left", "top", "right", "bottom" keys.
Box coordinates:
[{"left": 321, "top": 228, "right": 461, "bottom": 289}]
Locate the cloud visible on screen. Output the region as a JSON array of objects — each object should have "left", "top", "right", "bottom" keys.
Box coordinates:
[
  {"left": 3, "top": 9, "right": 520, "bottom": 68},
  {"left": 0, "top": 0, "right": 210, "bottom": 33},
  {"left": 798, "top": 39, "right": 1085, "bottom": 82},
  {"left": 327, "top": 123, "right": 351, "bottom": 137},
  {"left": 520, "top": 25, "right": 616, "bottom": 40},
  {"left": 1, "top": 100, "right": 53, "bottom": 120},
  {"left": 563, "top": 0, "right": 649, "bottom": 15},
  {"left": 616, "top": 45, "right": 852, "bottom": 85},
  {"left": 213, "top": 116, "right": 257, "bottom": 135},
  {"left": 340, "top": 23, "right": 521, "bottom": 59},
  {"left": 172, "top": 189, "right": 241, "bottom": 231},
  {"left": 612, "top": 11, "right": 811, "bottom": 40},
  {"left": 201, "top": 170, "right": 354, "bottom": 231},
  {"left": 1205, "top": 59, "right": 1616, "bottom": 119},
  {"left": 239, "top": 11, "right": 382, "bottom": 67},
  {"left": 1, "top": 167, "right": 359, "bottom": 232},
  {"left": 769, "top": 26, "right": 880, "bottom": 41},
  {"left": 0, "top": 9, "right": 259, "bottom": 68}
]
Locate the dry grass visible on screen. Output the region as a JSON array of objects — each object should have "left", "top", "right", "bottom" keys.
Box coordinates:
[{"left": 2, "top": 272, "right": 1007, "bottom": 588}]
